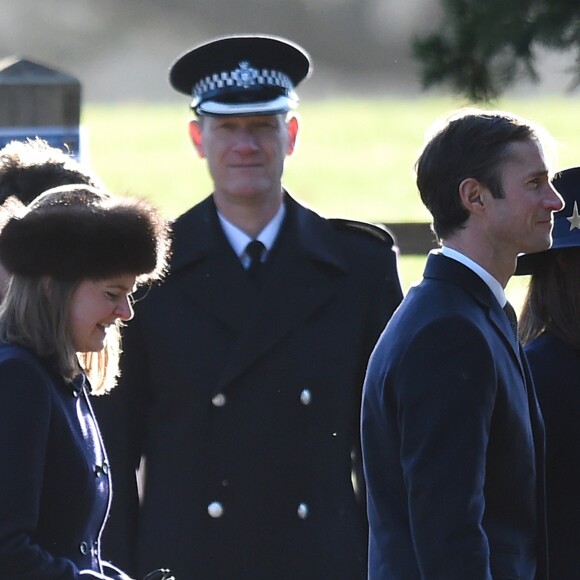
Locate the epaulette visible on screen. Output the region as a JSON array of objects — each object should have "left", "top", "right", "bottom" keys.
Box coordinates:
[{"left": 329, "top": 218, "right": 395, "bottom": 248}]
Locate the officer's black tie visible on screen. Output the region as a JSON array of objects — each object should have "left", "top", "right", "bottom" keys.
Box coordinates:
[
  {"left": 503, "top": 301, "right": 519, "bottom": 340},
  {"left": 245, "top": 240, "right": 265, "bottom": 277}
]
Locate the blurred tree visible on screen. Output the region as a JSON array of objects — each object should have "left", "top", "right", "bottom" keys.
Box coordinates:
[{"left": 413, "top": 0, "right": 580, "bottom": 101}]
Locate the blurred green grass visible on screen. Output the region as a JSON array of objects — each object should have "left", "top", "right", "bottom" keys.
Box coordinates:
[{"left": 83, "top": 96, "right": 577, "bottom": 307}]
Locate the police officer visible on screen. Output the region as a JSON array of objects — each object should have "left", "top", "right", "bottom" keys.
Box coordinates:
[{"left": 95, "top": 34, "right": 403, "bottom": 580}]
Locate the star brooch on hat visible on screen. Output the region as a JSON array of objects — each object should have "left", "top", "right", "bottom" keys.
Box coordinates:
[{"left": 566, "top": 201, "right": 580, "bottom": 231}]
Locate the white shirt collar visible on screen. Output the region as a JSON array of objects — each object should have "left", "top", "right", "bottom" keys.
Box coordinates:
[
  {"left": 439, "top": 246, "right": 506, "bottom": 307},
  {"left": 217, "top": 202, "right": 286, "bottom": 260}
]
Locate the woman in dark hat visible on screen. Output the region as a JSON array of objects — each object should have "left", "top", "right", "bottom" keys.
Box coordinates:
[
  {"left": 517, "top": 166, "right": 580, "bottom": 579},
  {"left": 0, "top": 185, "right": 173, "bottom": 579}
]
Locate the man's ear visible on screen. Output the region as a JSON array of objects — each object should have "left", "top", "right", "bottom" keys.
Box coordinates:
[
  {"left": 458, "top": 177, "right": 486, "bottom": 215},
  {"left": 286, "top": 115, "right": 299, "bottom": 155},
  {"left": 189, "top": 120, "right": 205, "bottom": 158}
]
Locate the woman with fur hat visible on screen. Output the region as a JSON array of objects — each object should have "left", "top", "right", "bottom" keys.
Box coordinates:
[
  {"left": 0, "top": 185, "right": 173, "bottom": 579},
  {"left": 517, "top": 166, "right": 580, "bottom": 579}
]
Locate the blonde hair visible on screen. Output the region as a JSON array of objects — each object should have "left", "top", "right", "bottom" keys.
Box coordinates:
[{"left": 0, "top": 272, "right": 121, "bottom": 395}]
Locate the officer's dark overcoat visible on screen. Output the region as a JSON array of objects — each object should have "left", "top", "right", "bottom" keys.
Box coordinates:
[{"left": 96, "top": 193, "right": 403, "bottom": 580}]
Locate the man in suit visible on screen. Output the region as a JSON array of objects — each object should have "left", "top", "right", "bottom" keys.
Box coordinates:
[
  {"left": 95, "top": 34, "right": 403, "bottom": 580},
  {"left": 361, "top": 109, "right": 563, "bottom": 579}
]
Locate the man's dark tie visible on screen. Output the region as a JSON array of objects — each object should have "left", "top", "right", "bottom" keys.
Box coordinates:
[
  {"left": 503, "top": 301, "right": 519, "bottom": 340},
  {"left": 245, "top": 240, "right": 265, "bottom": 277}
]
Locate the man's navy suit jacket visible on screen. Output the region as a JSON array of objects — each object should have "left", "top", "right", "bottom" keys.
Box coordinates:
[{"left": 362, "top": 252, "right": 547, "bottom": 579}]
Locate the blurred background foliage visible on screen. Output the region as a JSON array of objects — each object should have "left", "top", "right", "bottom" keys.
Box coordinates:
[{"left": 2, "top": 0, "right": 578, "bottom": 103}]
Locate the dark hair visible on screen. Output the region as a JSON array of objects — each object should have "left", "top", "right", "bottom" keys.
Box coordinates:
[
  {"left": 0, "top": 138, "right": 101, "bottom": 205},
  {"left": 416, "top": 109, "right": 541, "bottom": 241},
  {"left": 520, "top": 247, "right": 580, "bottom": 350}
]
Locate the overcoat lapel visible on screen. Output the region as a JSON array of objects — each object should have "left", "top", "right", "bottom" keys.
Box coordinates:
[
  {"left": 171, "top": 196, "right": 259, "bottom": 330},
  {"left": 170, "top": 194, "right": 349, "bottom": 394},
  {"left": 214, "top": 196, "right": 348, "bottom": 393}
]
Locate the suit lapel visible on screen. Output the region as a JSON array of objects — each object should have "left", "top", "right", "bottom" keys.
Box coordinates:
[
  {"left": 425, "top": 253, "right": 523, "bottom": 367},
  {"left": 424, "top": 252, "right": 547, "bottom": 571}
]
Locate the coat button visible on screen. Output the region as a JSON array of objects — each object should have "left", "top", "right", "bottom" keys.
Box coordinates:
[
  {"left": 79, "top": 541, "right": 89, "bottom": 554},
  {"left": 297, "top": 503, "right": 309, "bottom": 519},
  {"left": 300, "top": 389, "right": 312, "bottom": 405},
  {"left": 94, "top": 461, "right": 109, "bottom": 477},
  {"left": 212, "top": 393, "right": 226, "bottom": 407},
  {"left": 208, "top": 501, "right": 224, "bottom": 518}
]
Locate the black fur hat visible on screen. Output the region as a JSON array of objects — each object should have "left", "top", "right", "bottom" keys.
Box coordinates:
[{"left": 0, "top": 185, "right": 171, "bottom": 284}]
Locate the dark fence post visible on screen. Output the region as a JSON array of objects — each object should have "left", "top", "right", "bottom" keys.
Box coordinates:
[
  {"left": 0, "top": 57, "right": 81, "bottom": 157},
  {"left": 383, "top": 222, "right": 437, "bottom": 255}
]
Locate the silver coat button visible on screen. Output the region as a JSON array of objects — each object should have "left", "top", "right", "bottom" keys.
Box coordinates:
[
  {"left": 212, "top": 393, "right": 226, "bottom": 407},
  {"left": 208, "top": 501, "right": 224, "bottom": 518},
  {"left": 300, "top": 389, "right": 312, "bottom": 405},
  {"left": 297, "top": 503, "right": 309, "bottom": 519},
  {"left": 94, "top": 461, "right": 110, "bottom": 477}
]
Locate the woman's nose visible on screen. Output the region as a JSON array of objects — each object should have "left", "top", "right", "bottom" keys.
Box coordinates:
[{"left": 115, "top": 296, "right": 134, "bottom": 321}]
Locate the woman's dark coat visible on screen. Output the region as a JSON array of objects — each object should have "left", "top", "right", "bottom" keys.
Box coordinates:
[
  {"left": 0, "top": 343, "right": 113, "bottom": 579},
  {"left": 526, "top": 332, "right": 580, "bottom": 579}
]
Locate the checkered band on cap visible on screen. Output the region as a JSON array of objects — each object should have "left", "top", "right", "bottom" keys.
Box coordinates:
[{"left": 192, "top": 60, "right": 294, "bottom": 105}]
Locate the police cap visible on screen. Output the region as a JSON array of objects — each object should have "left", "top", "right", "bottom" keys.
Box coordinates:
[{"left": 169, "top": 34, "right": 311, "bottom": 116}]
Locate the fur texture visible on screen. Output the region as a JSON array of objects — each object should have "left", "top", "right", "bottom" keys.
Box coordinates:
[{"left": 0, "top": 186, "right": 170, "bottom": 284}]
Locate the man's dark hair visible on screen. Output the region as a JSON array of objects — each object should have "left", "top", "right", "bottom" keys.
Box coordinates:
[
  {"left": 416, "top": 110, "right": 540, "bottom": 241},
  {"left": 0, "top": 138, "right": 101, "bottom": 205}
]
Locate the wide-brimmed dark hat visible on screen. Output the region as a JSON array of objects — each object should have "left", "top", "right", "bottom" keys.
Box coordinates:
[
  {"left": 0, "top": 184, "right": 171, "bottom": 284},
  {"left": 516, "top": 166, "right": 580, "bottom": 275},
  {"left": 169, "top": 34, "right": 311, "bottom": 116}
]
